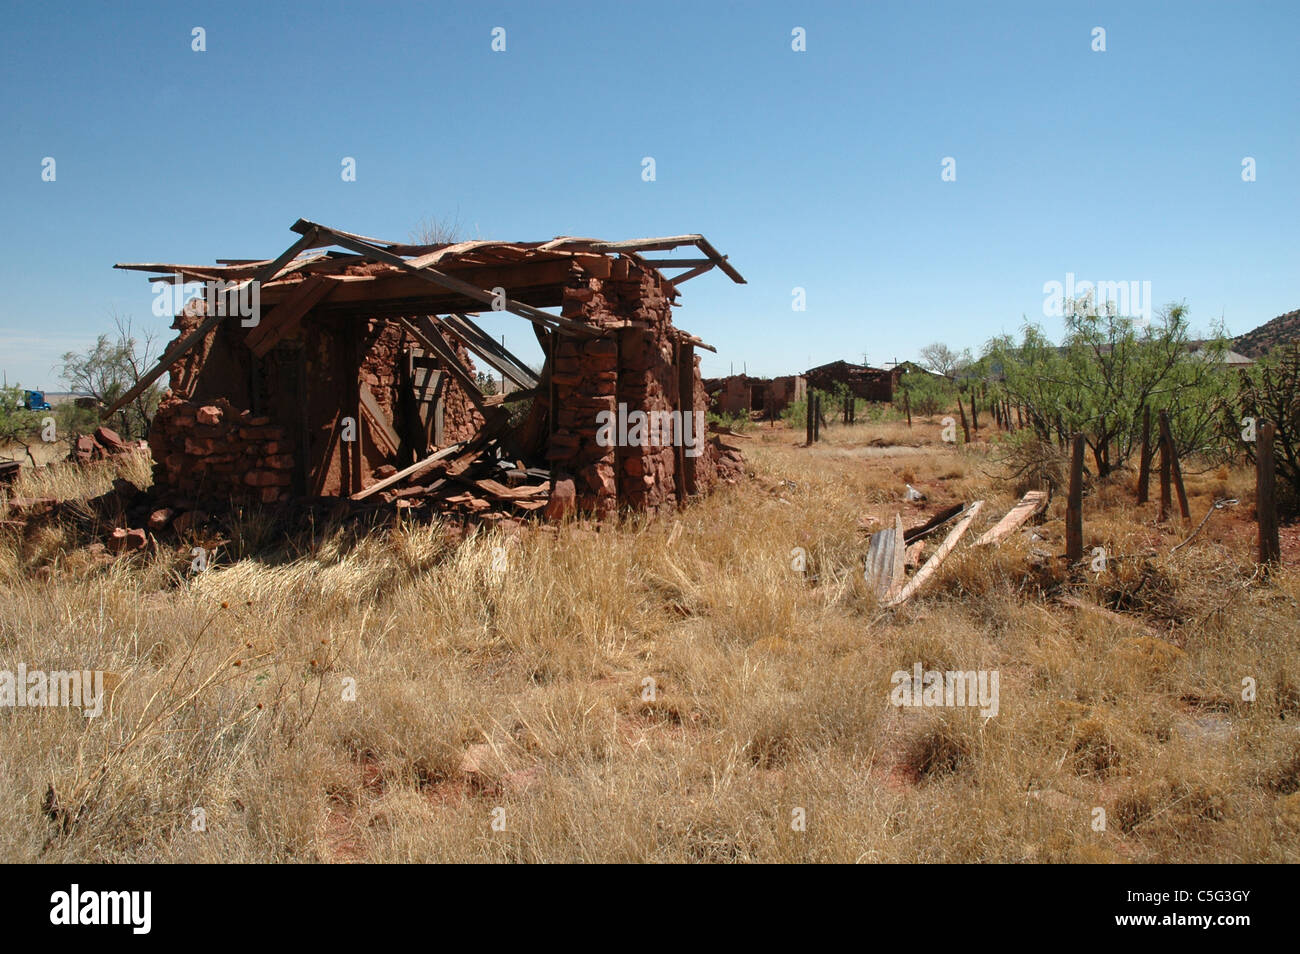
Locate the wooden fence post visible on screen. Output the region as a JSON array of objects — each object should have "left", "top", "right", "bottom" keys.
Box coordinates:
[
  {"left": 904, "top": 390, "right": 911, "bottom": 428},
  {"left": 1258, "top": 421, "right": 1280, "bottom": 564},
  {"left": 1158, "top": 410, "right": 1190, "bottom": 520},
  {"left": 1066, "top": 432, "right": 1084, "bottom": 563},
  {"left": 813, "top": 395, "right": 821, "bottom": 443},
  {"left": 806, "top": 393, "right": 813, "bottom": 446},
  {"left": 957, "top": 393, "right": 971, "bottom": 444},
  {"left": 1137, "top": 405, "right": 1151, "bottom": 504},
  {"left": 1158, "top": 415, "right": 1172, "bottom": 522}
]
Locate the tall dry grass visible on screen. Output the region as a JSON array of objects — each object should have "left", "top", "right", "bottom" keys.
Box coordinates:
[{"left": 0, "top": 422, "right": 1296, "bottom": 862}]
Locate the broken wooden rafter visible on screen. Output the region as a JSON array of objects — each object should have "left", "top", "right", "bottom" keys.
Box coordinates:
[
  {"left": 667, "top": 262, "right": 717, "bottom": 288},
  {"left": 245, "top": 273, "right": 336, "bottom": 357},
  {"left": 973, "top": 491, "right": 1048, "bottom": 547},
  {"left": 884, "top": 501, "right": 985, "bottom": 608},
  {"left": 292, "top": 219, "right": 600, "bottom": 337},
  {"left": 671, "top": 328, "right": 717, "bottom": 354},
  {"left": 441, "top": 313, "right": 539, "bottom": 389},
  {"left": 104, "top": 229, "right": 324, "bottom": 419},
  {"left": 358, "top": 383, "right": 400, "bottom": 458},
  {"left": 537, "top": 234, "right": 745, "bottom": 284},
  {"left": 349, "top": 441, "right": 467, "bottom": 501}
]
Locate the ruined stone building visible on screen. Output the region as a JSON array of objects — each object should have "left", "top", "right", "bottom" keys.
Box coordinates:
[
  {"left": 704, "top": 374, "right": 806, "bottom": 418},
  {"left": 803, "top": 360, "right": 900, "bottom": 402},
  {"left": 110, "top": 219, "right": 745, "bottom": 521}
]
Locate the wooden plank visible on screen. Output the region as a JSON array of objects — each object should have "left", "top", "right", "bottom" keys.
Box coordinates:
[
  {"left": 103, "top": 229, "right": 322, "bottom": 419},
  {"left": 1066, "top": 433, "right": 1084, "bottom": 562},
  {"left": 245, "top": 274, "right": 335, "bottom": 357},
  {"left": 640, "top": 258, "right": 714, "bottom": 268},
  {"left": 554, "top": 235, "right": 704, "bottom": 253},
  {"left": 468, "top": 478, "right": 548, "bottom": 500},
  {"left": 103, "top": 308, "right": 225, "bottom": 418},
  {"left": 358, "top": 383, "right": 400, "bottom": 458},
  {"left": 865, "top": 514, "right": 908, "bottom": 600},
  {"left": 903, "top": 503, "right": 964, "bottom": 544},
  {"left": 884, "top": 501, "right": 985, "bottom": 607},
  {"left": 677, "top": 342, "right": 698, "bottom": 497},
  {"left": 694, "top": 237, "right": 746, "bottom": 284},
  {"left": 1257, "top": 421, "right": 1281, "bottom": 564},
  {"left": 350, "top": 442, "right": 467, "bottom": 500},
  {"left": 974, "top": 490, "right": 1048, "bottom": 546},
  {"left": 668, "top": 262, "right": 715, "bottom": 288}
]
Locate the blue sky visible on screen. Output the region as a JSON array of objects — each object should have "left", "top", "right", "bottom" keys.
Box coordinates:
[{"left": 2, "top": 0, "right": 1296, "bottom": 388}]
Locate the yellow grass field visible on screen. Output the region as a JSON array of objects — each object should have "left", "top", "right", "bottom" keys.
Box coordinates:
[{"left": 2, "top": 416, "right": 1297, "bottom": 863}]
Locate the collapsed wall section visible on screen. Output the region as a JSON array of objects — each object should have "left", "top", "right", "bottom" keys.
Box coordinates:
[{"left": 149, "top": 397, "right": 292, "bottom": 504}]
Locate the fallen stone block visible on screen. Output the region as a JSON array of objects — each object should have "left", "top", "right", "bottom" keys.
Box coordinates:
[
  {"left": 196, "top": 405, "right": 223, "bottom": 426},
  {"left": 108, "top": 527, "right": 147, "bottom": 553}
]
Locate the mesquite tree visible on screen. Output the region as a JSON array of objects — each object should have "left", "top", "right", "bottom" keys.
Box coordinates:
[{"left": 987, "top": 304, "right": 1232, "bottom": 478}]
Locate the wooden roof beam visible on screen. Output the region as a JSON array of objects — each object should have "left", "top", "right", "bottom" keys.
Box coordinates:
[{"left": 296, "top": 220, "right": 599, "bottom": 337}]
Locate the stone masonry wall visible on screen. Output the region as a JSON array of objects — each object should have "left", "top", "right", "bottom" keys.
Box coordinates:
[
  {"left": 149, "top": 396, "right": 292, "bottom": 505},
  {"left": 548, "top": 257, "right": 742, "bottom": 518}
]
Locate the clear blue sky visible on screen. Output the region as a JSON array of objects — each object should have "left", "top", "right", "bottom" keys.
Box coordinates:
[{"left": 2, "top": 0, "right": 1296, "bottom": 388}]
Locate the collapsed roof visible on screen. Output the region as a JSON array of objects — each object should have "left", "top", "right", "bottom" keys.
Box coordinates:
[{"left": 109, "top": 219, "right": 747, "bottom": 521}]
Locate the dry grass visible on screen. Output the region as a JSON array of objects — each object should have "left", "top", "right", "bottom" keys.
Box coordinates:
[{"left": 1, "top": 417, "right": 1297, "bottom": 863}]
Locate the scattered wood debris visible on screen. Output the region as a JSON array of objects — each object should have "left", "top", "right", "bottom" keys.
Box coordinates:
[
  {"left": 973, "top": 490, "right": 1048, "bottom": 546},
  {"left": 884, "top": 501, "right": 985, "bottom": 608},
  {"left": 903, "top": 503, "right": 965, "bottom": 545}
]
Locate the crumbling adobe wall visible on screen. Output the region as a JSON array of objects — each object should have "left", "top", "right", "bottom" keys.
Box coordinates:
[
  {"left": 615, "top": 270, "right": 680, "bottom": 516},
  {"left": 431, "top": 330, "right": 485, "bottom": 444},
  {"left": 359, "top": 320, "right": 483, "bottom": 454},
  {"left": 548, "top": 258, "right": 743, "bottom": 517},
  {"left": 149, "top": 397, "right": 292, "bottom": 505},
  {"left": 150, "top": 299, "right": 485, "bottom": 503}
]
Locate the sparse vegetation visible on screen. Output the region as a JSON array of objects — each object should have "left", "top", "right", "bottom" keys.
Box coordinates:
[{"left": 2, "top": 414, "right": 1295, "bottom": 863}]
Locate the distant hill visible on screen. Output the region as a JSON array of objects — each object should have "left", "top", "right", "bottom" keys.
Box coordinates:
[{"left": 1234, "top": 309, "right": 1300, "bottom": 359}]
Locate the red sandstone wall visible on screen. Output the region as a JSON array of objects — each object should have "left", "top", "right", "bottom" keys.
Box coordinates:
[
  {"left": 149, "top": 396, "right": 292, "bottom": 505},
  {"left": 547, "top": 258, "right": 742, "bottom": 518},
  {"left": 150, "top": 304, "right": 485, "bottom": 502}
]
